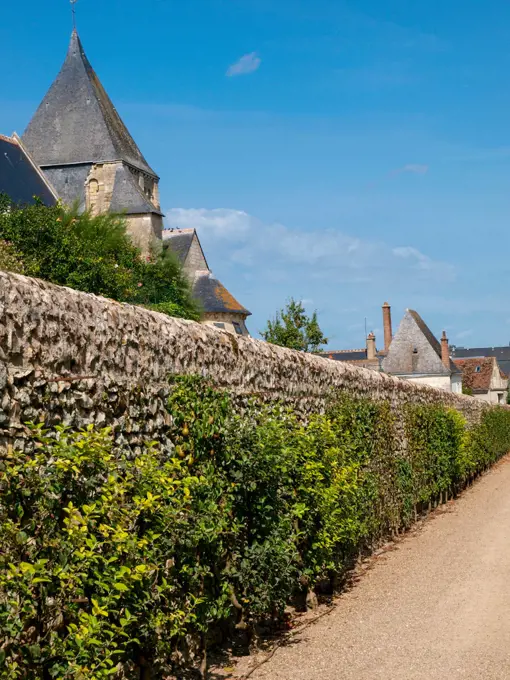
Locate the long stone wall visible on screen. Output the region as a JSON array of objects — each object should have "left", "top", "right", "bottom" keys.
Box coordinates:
[{"left": 0, "top": 271, "right": 489, "bottom": 454}]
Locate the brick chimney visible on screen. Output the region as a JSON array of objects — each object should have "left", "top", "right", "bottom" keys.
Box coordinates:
[
  {"left": 382, "top": 302, "right": 392, "bottom": 353},
  {"left": 367, "top": 332, "right": 377, "bottom": 360},
  {"left": 441, "top": 330, "right": 450, "bottom": 369}
]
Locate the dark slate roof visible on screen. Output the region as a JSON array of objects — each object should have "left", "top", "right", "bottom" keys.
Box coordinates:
[
  {"left": 451, "top": 346, "right": 510, "bottom": 377},
  {"left": 382, "top": 309, "right": 459, "bottom": 376},
  {"left": 22, "top": 30, "right": 156, "bottom": 177},
  {"left": 0, "top": 134, "right": 57, "bottom": 206},
  {"left": 321, "top": 350, "right": 368, "bottom": 361},
  {"left": 193, "top": 271, "right": 251, "bottom": 316},
  {"left": 43, "top": 164, "right": 90, "bottom": 210},
  {"left": 109, "top": 164, "right": 163, "bottom": 215},
  {"left": 162, "top": 229, "right": 195, "bottom": 265}
]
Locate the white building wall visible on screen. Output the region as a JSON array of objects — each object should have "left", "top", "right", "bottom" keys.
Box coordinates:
[
  {"left": 451, "top": 374, "right": 463, "bottom": 394},
  {"left": 202, "top": 312, "right": 250, "bottom": 337},
  {"left": 404, "top": 374, "right": 453, "bottom": 392}
]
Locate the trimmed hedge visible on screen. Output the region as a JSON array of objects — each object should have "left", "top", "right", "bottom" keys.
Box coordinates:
[{"left": 1, "top": 377, "right": 510, "bottom": 678}]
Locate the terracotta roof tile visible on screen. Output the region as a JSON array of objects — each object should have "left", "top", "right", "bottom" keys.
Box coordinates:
[
  {"left": 453, "top": 357, "right": 500, "bottom": 391},
  {"left": 193, "top": 271, "right": 251, "bottom": 316}
]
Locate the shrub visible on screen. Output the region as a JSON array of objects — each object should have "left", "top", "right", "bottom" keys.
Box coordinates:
[
  {"left": 0, "top": 195, "right": 200, "bottom": 320},
  {"left": 2, "top": 379, "right": 510, "bottom": 677},
  {"left": 0, "top": 240, "right": 24, "bottom": 274}
]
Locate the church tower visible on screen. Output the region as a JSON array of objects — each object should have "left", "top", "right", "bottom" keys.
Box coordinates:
[{"left": 23, "top": 30, "right": 162, "bottom": 253}]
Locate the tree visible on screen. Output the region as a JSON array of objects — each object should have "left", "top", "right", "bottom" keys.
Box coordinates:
[
  {"left": 261, "top": 298, "right": 328, "bottom": 353},
  {"left": 0, "top": 195, "right": 200, "bottom": 320}
]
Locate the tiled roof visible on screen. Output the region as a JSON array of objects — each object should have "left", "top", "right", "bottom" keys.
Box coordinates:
[
  {"left": 451, "top": 346, "right": 510, "bottom": 377},
  {"left": 23, "top": 30, "right": 156, "bottom": 177},
  {"left": 162, "top": 229, "right": 195, "bottom": 266},
  {"left": 0, "top": 134, "right": 57, "bottom": 207},
  {"left": 453, "top": 357, "right": 504, "bottom": 392},
  {"left": 193, "top": 271, "right": 251, "bottom": 316}
]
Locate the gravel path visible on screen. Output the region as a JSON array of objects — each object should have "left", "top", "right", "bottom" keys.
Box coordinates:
[{"left": 251, "top": 458, "right": 510, "bottom": 680}]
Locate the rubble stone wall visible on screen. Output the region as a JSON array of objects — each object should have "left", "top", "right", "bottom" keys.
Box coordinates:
[{"left": 0, "top": 271, "right": 490, "bottom": 454}]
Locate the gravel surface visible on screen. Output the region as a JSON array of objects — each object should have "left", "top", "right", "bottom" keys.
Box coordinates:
[{"left": 251, "top": 458, "right": 510, "bottom": 680}]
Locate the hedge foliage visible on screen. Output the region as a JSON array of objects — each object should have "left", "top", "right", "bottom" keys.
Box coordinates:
[
  {"left": 0, "top": 195, "right": 200, "bottom": 321},
  {"left": 1, "top": 377, "right": 510, "bottom": 678}
]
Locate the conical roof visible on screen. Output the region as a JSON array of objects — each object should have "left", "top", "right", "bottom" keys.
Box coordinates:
[{"left": 22, "top": 30, "right": 156, "bottom": 177}]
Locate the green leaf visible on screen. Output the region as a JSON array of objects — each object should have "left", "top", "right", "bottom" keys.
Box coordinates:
[{"left": 113, "top": 582, "right": 129, "bottom": 592}]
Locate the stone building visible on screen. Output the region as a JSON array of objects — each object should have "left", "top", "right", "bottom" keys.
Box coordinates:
[
  {"left": 21, "top": 29, "right": 250, "bottom": 334},
  {"left": 453, "top": 357, "right": 508, "bottom": 404},
  {"left": 382, "top": 309, "right": 462, "bottom": 393},
  {"left": 22, "top": 30, "right": 163, "bottom": 254},
  {"left": 163, "top": 228, "right": 251, "bottom": 336}
]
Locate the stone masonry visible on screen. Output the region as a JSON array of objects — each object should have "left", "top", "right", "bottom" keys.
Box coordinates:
[{"left": 0, "top": 271, "right": 491, "bottom": 456}]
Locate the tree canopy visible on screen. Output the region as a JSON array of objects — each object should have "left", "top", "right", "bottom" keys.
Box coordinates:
[
  {"left": 261, "top": 298, "right": 328, "bottom": 353},
  {"left": 0, "top": 195, "right": 200, "bottom": 320}
]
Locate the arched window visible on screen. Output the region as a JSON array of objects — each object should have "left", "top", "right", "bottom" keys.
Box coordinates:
[{"left": 87, "top": 178, "right": 100, "bottom": 214}]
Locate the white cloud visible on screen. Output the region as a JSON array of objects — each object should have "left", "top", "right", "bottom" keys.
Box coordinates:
[
  {"left": 226, "top": 52, "right": 262, "bottom": 77},
  {"left": 166, "top": 208, "right": 252, "bottom": 239},
  {"left": 166, "top": 207, "right": 455, "bottom": 284},
  {"left": 391, "top": 164, "right": 429, "bottom": 176},
  {"left": 392, "top": 246, "right": 452, "bottom": 277},
  {"left": 401, "top": 164, "right": 428, "bottom": 175},
  {"left": 456, "top": 329, "right": 474, "bottom": 340}
]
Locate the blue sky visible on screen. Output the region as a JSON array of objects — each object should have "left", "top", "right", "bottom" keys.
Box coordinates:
[{"left": 2, "top": 0, "right": 510, "bottom": 349}]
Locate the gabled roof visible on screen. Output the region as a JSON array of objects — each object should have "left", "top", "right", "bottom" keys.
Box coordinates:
[
  {"left": 162, "top": 229, "right": 195, "bottom": 266},
  {"left": 453, "top": 357, "right": 507, "bottom": 392},
  {"left": 0, "top": 133, "right": 57, "bottom": 207},
  {"left": 22, "top": 30, "right": 156, "bottom": 177},
  {"left": 408, "top": 310, "right": 459, "bottom": 372},
  {"left": 109, "top": 164, "right": 163, "bottom": 215},
  {"left": 382, "top": 309, "right": 459, "bottom": 376},
  {"left": 193, "top": 270, "right": 251, "bottom": 316}
]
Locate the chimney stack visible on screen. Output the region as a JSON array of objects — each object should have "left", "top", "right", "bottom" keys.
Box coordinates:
[
  {"left": 382, "top": 302, "right": 392, "bottom": 353},
  {"left": 367, "top": 332, "right": 377, "bottom": 360},
  {"left": 441, "top": 331, "right": 450, "bottom": 369}
]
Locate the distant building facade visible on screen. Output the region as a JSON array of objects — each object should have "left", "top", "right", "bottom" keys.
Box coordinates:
[
  {"left": 453, "top": 357, "right": 508, "bottom": 404},
  {"left": 382, "top": 309, "right": 462, "bottom": 393}
]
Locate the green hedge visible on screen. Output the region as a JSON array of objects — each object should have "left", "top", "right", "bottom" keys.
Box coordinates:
[{"left": 1, "top": 377, "right": 509, "bottom": 678}]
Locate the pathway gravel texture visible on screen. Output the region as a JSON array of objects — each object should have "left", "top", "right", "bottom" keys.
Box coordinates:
[{"left": 251, "top": 458, "right": 510, "bottom": 680}]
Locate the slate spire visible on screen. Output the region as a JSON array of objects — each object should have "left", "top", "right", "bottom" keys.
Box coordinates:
[{"left": 22, "top": 30, "right": 156, "bottom": 177}]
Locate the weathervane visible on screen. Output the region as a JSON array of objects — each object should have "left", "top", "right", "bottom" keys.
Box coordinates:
[{"left": 70, "top": 0, "right": 78, "bottom": 30}]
